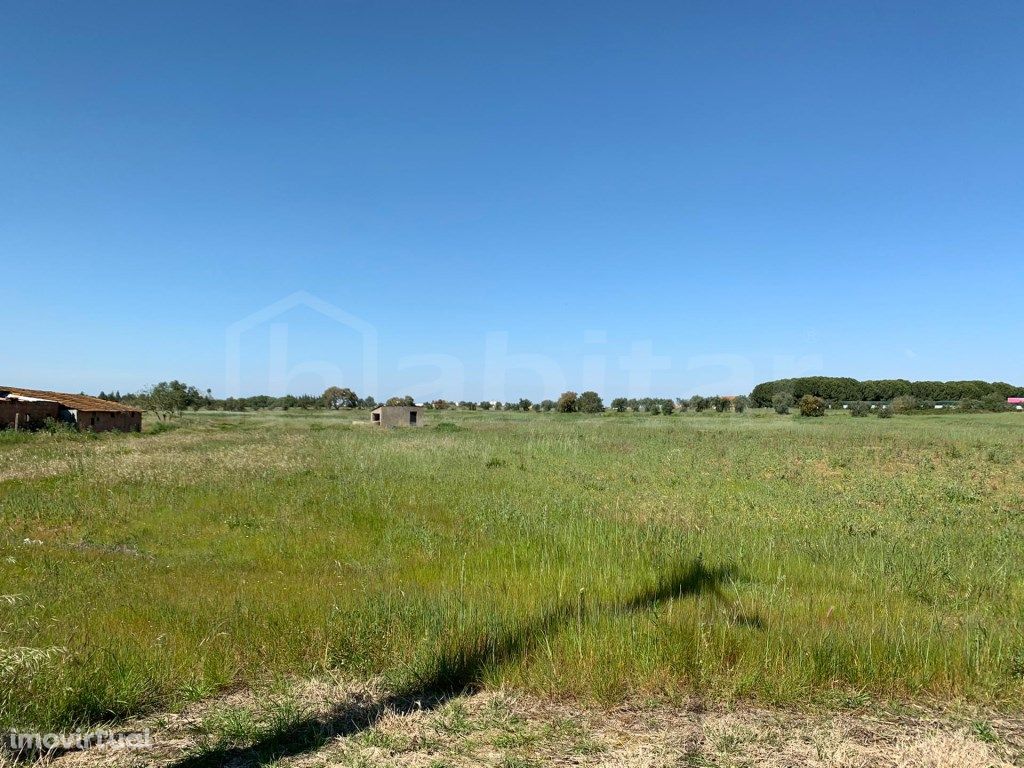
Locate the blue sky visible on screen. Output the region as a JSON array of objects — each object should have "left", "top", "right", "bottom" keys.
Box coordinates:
[{"left": 3, "top": 1, "right": 1022, "bottom": 400}]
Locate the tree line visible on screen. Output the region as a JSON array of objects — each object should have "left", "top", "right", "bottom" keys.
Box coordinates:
[
  {"left": 749, "top": 376, "right": 1024, "bottom": 408},
  {"left": 102, "top": 376, "right": 1022, "bottom": 420},
  {"left": 101, "top": 384, "right": 752, "bottom": 418}
]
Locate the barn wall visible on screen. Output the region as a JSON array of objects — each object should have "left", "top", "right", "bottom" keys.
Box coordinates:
[
  {"left": 0, "top": 400, "right": 61, "bottom": 430},
  {"left": 77, "top": 410, "right": 142, "bottom": 432}
]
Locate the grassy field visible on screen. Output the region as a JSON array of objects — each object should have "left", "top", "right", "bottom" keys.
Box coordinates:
[{"left": 2, "top": 409, "right": 1023, "bottom": 733}]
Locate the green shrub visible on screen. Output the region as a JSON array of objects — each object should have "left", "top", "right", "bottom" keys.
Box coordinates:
[
  {"left": 434, "top": 422, "right": 465, "bottom": 433},
  {"left": 981, "top": 393, "right": 1008, "bottom": 412},
  {"left": 42, "top": 417, "right": 78, "bottom": 435},
  {"left": 877, "top": 407, "right": 893, "bottom": 419},
  {"left": 798, "top": 394, "right": 826, "bottom": 417},
  {"left": 772, "top": 392, "right": 794, "bottom": 415},
  {"left": 849, "top": 402, "right": 870, "bottom": 417},
  {"left": 891, "top": 395, "right": 918, "bottom": 414}
]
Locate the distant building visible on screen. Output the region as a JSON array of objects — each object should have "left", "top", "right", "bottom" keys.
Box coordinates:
[
  {"left": 1009, "top": 397, "right": 1024, "bottom": 410},
  {"left": 0, "top": 387, "right": 142, "bottom": 432},
  {"left": 370, "top": 404, "right": 421, "bottom": 428}
]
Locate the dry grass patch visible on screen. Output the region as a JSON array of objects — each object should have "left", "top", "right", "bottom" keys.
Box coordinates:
[{"left": 11, "top": 680, "right": 1022, "bottom": 768}]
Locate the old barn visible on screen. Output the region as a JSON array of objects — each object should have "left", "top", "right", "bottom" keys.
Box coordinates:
[{"left": 0, "top": 387, "right": 142, "bottom": 432}]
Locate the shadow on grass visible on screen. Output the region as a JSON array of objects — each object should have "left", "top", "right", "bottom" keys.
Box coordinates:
[{"left": 167, "top": 559, "right": 749, "bottom": 768}]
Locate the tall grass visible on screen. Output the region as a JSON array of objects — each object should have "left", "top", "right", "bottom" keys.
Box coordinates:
[{"left": 1, "top": 410, "right": 1022, "bottom": 729}]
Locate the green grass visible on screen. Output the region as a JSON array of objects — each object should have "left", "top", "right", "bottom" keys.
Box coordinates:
[{"left": 1, "top": 409, "right": 1023, "bottom": 729}]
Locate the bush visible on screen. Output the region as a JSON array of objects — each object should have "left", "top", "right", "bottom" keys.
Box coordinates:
[
  {"left": 772, "top": 392, "right": 794, "bottom": 415},
  {"left": 147, "top": 420, "right": 180, "bottom": 435},
  {"left": 981, "top": 393, "right": 1008, "bottom": 412},
  {"left": 798, "top": 394, "right": 826, "bottom": 417},
  {"left": 576, "top": 391, "right": 605, "bottom": 413},
  {"left": 556, "top": 391, "right": 578, "bottom": 413},
  {"left": 877, "top": 407, "right": 893, "bottom": 419},
  {"left": 42, "top": 417, "right": 78, "bottom": 435},
  {"left": 891, "top": 395, "right": 918, "bottom": 414},
  {"left": 849, "top": 401, "right": 870, "bottom": 417},
  {"left": 434, "top": 422, "right": 465, "bottom": 433}
]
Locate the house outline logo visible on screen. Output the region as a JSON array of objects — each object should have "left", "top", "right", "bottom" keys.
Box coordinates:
[{"left": 225, "top": 291, "right": 378, "bottom": 398}]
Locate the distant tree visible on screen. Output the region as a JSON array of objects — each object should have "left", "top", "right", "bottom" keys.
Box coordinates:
[
  {"left": 577, "top": 391, "right": 604, "bottom": 413},
  {"left": 710, "top": 396, "right": 728, "bottom": 413},
  {"left": 660, "top": 398, "right": 675, "bottom": 415},
  {"left": 981, "top": 392, "right": 1008, "bottom": 412},
  {"left": 610, "top": 397, "right": 628, "bottom": 413},
  {"left": 479, "top": 401, "right": 492, "bottom": 410},
  {"left": 733, "top": 396, "right": 749, "bottom": 413},
  {"left": 798, "top": 394, "right": 827, "bottom": 417},
  {"left": 556, "top": 391, "right": 578, "bottom": 413},
  {"left": 359, "top": 396, "right": 378, "bottom": 410},
  {"left": 540, "top": 399, "right": 556, "bottom": 412},
  {"left": 322, "top": 387, "right": 342, "bottom": 409},
  {"left": 891, "top": 395, "right": 918, "bottom": 414},
  {"left": 531, "top": 403, "right": 541, "bottom": 412},
  {"left": 386, "top": 395, "right": 415, "bottom": 406},
  {"left": 772, "top": 392, "right": 794, "bottom": 415},
  {"left": 142, "top": 380, "right": 203, "bottom": 421},
  {"left": 877, "top": 405, "right": 893, "bottom": 419},
  {"left": 323, "top": 386, "right": 358, "bottom": 409},
  {"left": 517, "top": 398, "right": 533, "bottom": 412},
  {"left": 750, "top": 376, "right": 1024, "bottom": 405},
  {"left": 690, "top": 395, "right": 708, "bottom": 412}
]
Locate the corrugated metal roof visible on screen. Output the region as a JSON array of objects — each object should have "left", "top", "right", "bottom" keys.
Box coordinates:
[{"left": 0, "top": 387, "right": 141, "bottom": 413}]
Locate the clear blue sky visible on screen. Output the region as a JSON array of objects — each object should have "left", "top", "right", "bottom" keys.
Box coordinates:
[{"left": 3, "top": 2, "right": 1022, "bottom": 401}]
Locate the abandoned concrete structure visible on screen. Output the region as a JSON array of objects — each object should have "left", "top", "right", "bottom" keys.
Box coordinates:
[
  {"left": 370, "top": 405, "right": 421, "bottom": 428},
  {"left": 0, "top": 387, "right": 142, "bottom": 432}
]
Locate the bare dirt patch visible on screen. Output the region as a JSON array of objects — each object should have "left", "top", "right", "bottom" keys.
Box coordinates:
[{"left": 12, "top": 678, "right": 1021, "bottom": 768}]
